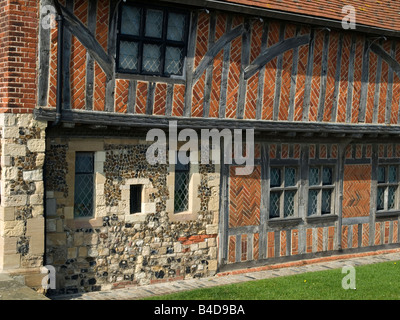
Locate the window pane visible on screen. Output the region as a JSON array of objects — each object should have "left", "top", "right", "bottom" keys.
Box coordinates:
[
  {"left": 377, "top": 187, "right": 385, "bottom": 210},
  {"left": 309, "top": 167, "right": 320, "bottom": 186},
  {"left": 389, "top": 166, "right": 397, "bottom": 184},
  {"left": 130, "top": 185, "right": 142, "bottom": 214},
  {"left": 322, "top": 167, "right": 333, "bottom": 185},
  {"left": 74, "top": 174, "right": 94, "bottom": 218},
  {"left": 75, "top": 152, "right": 93, "bottom": 173},
  {"left": 145, "top": 9, "right": 163, "bottom": 38},
  {"left": 119, "top": 41, "right": 139, "bottom": 71},
  {"left": 142, "top": 44, "right": 162, "bottom": 73},
  {"left": 388, "top": 186, "right": 397, "bottom": 210},
  {"left": 174, "top": 171, "right": 189, "bottom": 212},
  {"left": 167, "top": 12, "right": 186, "bottom": 41},
  {"left": 284, "top": 191, "right": 295, "bottom": 217},
  {"left": 270, "top": 168, "right": 281, "bottom": 188},
  {"left": 121, "top": 6, "right": 141, "bottom": 35},
  {"left": 285, "top": 167, "right": 296, "bottom": 187},
  {"left": 321, "top": 189, "right": 332, "bottom": 214},
  {"left": 308, "top": 189, "right": 319, "bottom": 216},
  {"left": 378, "top": 167, "right": 386, "bottom": 184},
  {"left": 165, "top": 46, "right": 184, "bottom": 75},
  {"left": 269, "top": 192, "right": 281, "bottom": 218}
]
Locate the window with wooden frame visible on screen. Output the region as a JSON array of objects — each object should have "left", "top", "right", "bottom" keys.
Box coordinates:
[
  {"left": 377, "top": 165, "right": 399, "bottom": 212},
  {"left": 269, "top": 166, "right": 299, "bottom": 219},
  {"left": 174, "top": 152, "right": 190, "bottom": 213},
  {"left": 74, "top": 152, "right": 94, "bottom": 218},
  {"left": 117, "top": 2, "right": 190, "bottom": 77},
  {"left": 307, "top": 166, "right": 335, "bottom": 216}
]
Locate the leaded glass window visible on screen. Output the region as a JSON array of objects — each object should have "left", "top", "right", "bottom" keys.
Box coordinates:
[
  {"left": 269, "top": 167, "right": 299, "bottom": 219},
  {"left": 74, "top": 152, "right": 94, "bottom": 218},
  {"left": 174, "top": 153, "right": 190, "bottom": 213},
  {"left": 377, "top": 165, "right": 399, "bottom": 211},
  {"left": 118, "top": 3, "right": 189, "bottom": 77},
  {"left": 307, "top": 166, "right": 335, "bottom": 216}
]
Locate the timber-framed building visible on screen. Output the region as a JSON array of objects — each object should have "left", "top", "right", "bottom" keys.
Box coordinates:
[{"left": 1, "top": 0, "right": 400, "bottom": 295}]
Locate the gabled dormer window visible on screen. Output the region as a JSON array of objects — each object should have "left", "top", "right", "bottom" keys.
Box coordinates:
[{"left": 117, "top": 2, "right": 190, "bottom": 77}]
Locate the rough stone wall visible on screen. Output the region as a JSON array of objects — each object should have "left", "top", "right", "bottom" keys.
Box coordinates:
[
  {"left": 45, "top": 137, "right": 219, "bottom": 295},
  {"left": 0, "top": 113, "right": 46, "bottom": 289}
]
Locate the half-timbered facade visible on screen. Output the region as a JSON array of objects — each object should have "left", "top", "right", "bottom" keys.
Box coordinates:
[{"left": 2, "top": 0, "right": 400, "bottom": 295}]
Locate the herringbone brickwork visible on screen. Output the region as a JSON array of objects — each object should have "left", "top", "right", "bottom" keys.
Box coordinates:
[
  {"left": 229, "top": 165, "right": 261, "bottom": 228},
  {"left": 342, "top": 165, "right": 372, "bottom": 218}
]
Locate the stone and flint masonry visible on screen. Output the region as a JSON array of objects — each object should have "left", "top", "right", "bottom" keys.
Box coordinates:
[{"left": 2, "top": 0, "right": 400, "bottom": 296}]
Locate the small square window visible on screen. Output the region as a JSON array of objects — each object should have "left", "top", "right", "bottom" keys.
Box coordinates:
[{"left": 377, "top": 165, "right": 399, "bottom": 212}]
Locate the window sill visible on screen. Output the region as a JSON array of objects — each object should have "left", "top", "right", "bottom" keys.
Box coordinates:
[
  {"left": 376, "top": 210, "right": 400, "bottom": 220},
  {"left": 168, "top": 211, "right": 198, "bottom": 222},
  {"left": 305, "top": 214, "right": 338, "bottom": 224},
  {"left": 65, "top": 217, "right": 103, "bottom": 229},
  {"left": 116, "top": 72, "right": 186, "bottom": 85},
  {"left": 267, "top": 217, "right": 303, "bottom": 227}
]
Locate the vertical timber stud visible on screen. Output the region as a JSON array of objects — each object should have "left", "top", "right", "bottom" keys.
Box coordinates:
[
  {"left": 38, "top": 0, "right": 52, "bottom": 107},
  {"left": 105, "top": 0, "right": 119, "bottom": 112},
  {"left": 62, "top": 0, "right": 74, "bottom": 110},
  {"left": 331, "top": 34, "right": 343, "bottom": 122},
  {"left": 288, "top": 26, "right": 301, "bottom": 121},
  {"left": 236, "top": 18, "right": 251, "bottom": 120},
  {"left": 259, "top": 143, "right": 270, "bottom": 260},
  {"left": 316, "top": 31, "right": 330, "bottom": 122},
  {"left": 127, "top": 80, "right": 137, "bottom": 114},
  {"left": 218, "top": 144, "right": 230, "bottom": 267},
  {"left": 337, "top": 141, "right": 351, "bottom": 250},
  {"left": 372, "top": 41, "right": 383, "bottom": 124},
  {"left": 219, "top": 15, "right": 233, "bottom": 119},
  {"left": 345, "top": 35, "right": 357, "bottom": 123},
  {"left": 358, "top": 37, "right": 370, "bottom": 123},
  {"left": 302, "top": 29, "right": 315, "bottom": 122},
  {"left": 202, "top": 12, "right": 217, "bottom": 118},
  {"left": 183, "top": 11, "right": 199, "bottom": 117},
  {"left": 255, "top": 22, "right": 269, "bottom": 120},
  {"left": 298, "top": 144, "right": 309, "bottom": 255},
  {"left": 85, "top": 0, "right": 97, "bottom": 111},
  {"left": 272, "top": 24, "right": 285, "bottom": 121},
  {"left": 369, "top": 144, "right": 378, "bottom": 246},
  {"left": 385, "top": 41, "right": 396, "bottom": 124},
  {"left": 165, "top": 83, "right": 174, "bottom": 116}
]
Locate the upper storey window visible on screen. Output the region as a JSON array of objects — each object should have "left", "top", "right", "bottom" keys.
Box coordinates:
[{"left": 117, "top": 3, "right": 190, "bottom": 77}]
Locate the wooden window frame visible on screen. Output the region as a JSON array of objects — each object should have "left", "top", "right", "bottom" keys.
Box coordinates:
[{"left": 116, "top": 2, "right": 190, "bottom": 78}]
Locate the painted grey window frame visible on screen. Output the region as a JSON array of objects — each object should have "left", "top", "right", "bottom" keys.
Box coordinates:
[
  {"left": 376, "top": 164, "right": 400, "bottom": 212},
  {"left": 116, "top": 2, "right": 190, "bottom": 78},
  {"left": 269, "top": 166, "right": 300, "bottom": 219},
  {"left": 307, "top": 165, "right": 336, "bottom": 217}
]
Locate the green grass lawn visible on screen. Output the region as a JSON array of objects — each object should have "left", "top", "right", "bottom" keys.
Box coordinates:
[{"left": 145, "top": 260, "right": 400, "bottom": 300}]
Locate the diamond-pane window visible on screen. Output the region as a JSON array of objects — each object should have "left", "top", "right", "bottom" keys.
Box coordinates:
[
  {"left": 145, "top": 9, "right": 163, "bottom": 38},
  {"left": 269, "top": 192, "right": 281, "bottom": 218},
  {"left": 118, "top": 4, "right": 189, "bottom": 77},
  {"left": 269, "top": 166, "right": 298, "bottom": 219},
  {"left": 308, "top": 190, "right": 318, "bottom": 216},
  {"left": 143, "top": 44, "right": 162, "bottom": 73},
  {"left": 285, "top": 167, "right": 296, "bottom": 187},
  {"left": 284, "top": 191, "right": 295, "bottom": 217},
  {"left": 308, "top": 166, "right": 335, "bottom": 216},
  {"left": 321, "top": 189, "right": 332, "bottom": 214},
  {"left": 309, "top": 167, "right": 320, "bottom": 186},
  {"left": 174, "top": 153, "right": 190, "bottom": 213},
  {"left": 74, "top": 153, "right": 94, "bottom": 218},
  {"left": 121, "top": 6, "right": 141, "bottom": 36},
  {"left": 377, "top": 165, "right": 399, "bottom": 211},
  {"left": 167, "top": 12, "right": 186, "bottom": 41},
  {"left": 270, "top": 168, "right": 281, "bottom": 188},
  {"left": 119, "top": 41, "right": 139, "bottom": 71}
]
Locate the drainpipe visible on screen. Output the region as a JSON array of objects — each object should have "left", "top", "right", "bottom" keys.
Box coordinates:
[{"left": 53, "top": 13, "right": 64, "bottom": 127}]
